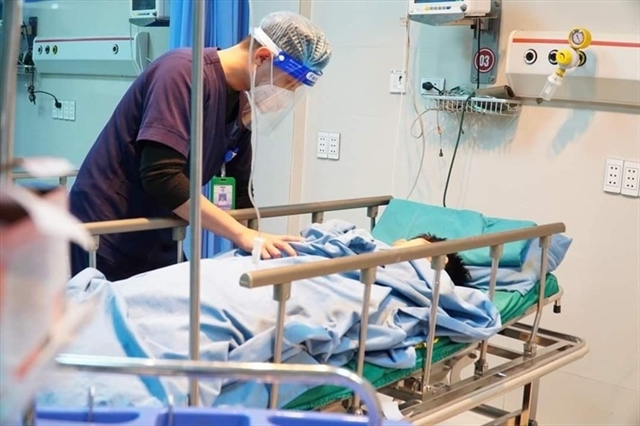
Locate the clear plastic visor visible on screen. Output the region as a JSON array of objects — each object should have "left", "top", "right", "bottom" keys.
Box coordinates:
[{"left": 242, "top": 28, "right": 321, "bottom": 134}]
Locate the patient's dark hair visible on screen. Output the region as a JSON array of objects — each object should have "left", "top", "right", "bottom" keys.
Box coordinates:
[{"left": 412, "top": 234, "right": 471, "bottom": 287}]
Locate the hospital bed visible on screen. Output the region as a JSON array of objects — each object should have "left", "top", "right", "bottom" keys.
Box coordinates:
[{"left": 39, "top": 194, "right": 588, "bottom": 426}]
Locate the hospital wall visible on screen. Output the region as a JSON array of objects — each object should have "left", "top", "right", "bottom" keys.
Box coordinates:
[
  {"left": 300, "top": 0, "right": 640, "bottom": 424},
  {"left": 11, "top": 0, "right": 300, "bottom": 233},
  {"left": 12, "top": 0, "right": 169, "bottom": 170}
]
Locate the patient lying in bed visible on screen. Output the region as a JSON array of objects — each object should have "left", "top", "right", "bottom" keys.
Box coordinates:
[
  {"left": 391, "top": 233, "right": 471, "bottom": 288},
  {"left": 36, "top": 219, "right": 502, "bottom": 409}
]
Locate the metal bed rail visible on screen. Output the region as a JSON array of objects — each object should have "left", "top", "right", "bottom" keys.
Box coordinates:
[
  {"left": 239, "top": 222, "right": 565, "bottom": 415},
  {"left": 10, "top": 170, "right": 79, "bottom": 189},
  {"left": 50, "top": 354, "right": 385, "bottom": 426},
  {"left": 81, "top": 195, "right": 392, "bottom": 268},
  {"left": 79, "top": 195, "right": 391, "bottom": 405}
]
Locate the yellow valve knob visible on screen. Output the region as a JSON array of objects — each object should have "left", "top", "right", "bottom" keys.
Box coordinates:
[
  {"left": 568, "top": 27, "right": 592, "bottom": 50},
  {"left": 556, "top": 49, "right": 574, "bottom": 67}
]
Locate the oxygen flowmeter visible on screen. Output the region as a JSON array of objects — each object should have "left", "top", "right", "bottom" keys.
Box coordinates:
[{"left": 538, "top": 28, "right": 592, "bottom": 102}]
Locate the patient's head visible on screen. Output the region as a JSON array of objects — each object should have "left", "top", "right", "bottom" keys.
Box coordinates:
[{"left": 392, "top": 234, "right": 471, "bottom": 287}]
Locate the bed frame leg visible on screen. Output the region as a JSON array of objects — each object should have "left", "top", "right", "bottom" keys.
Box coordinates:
[
  {"left": 21, "top": 399, "right": 36, "bottom": 426},
  {"left": 88, "top": 235, "right": 100, "bottom": 269},
  {"left": 366, "top": 206, "right": 379, "bottom": 230},
  {"left": 269, "top": 282, "right": 292, "bottom": 410},
  {"left": 553, "top": 299, "right": 562, "bottom": 314},
  {"left": 517, "top": 379, "right": 540, "bottom": 426},
  {"left": 311, "top": 211, "right": 324, "bottom": 223},
  {"left": 173, "top": 226, "right": 186, "bottom": 263}
]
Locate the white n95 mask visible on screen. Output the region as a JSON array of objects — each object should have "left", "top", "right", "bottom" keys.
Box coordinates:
[{"left": 253, "top": 85, "right": 295, "bottom": 114}]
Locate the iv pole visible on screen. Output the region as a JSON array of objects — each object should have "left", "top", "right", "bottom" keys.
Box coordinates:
[
  {"left": 0, "top": 0, "right": 205, "bottom": 405},
  {"left": 0, "top": 0, "right": 23, "bottom": 182},
  {"left": 188, "top": 0, "right": 205, "bottom": 406}
]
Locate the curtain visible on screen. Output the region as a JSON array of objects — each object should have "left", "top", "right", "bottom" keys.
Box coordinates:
[{"left": 169, "top": 0, "right": 250, "bottom": 259}]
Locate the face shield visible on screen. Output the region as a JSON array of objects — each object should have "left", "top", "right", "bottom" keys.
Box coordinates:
[{"left": 243, "top": 27, "right": 322, "bottom": 135}]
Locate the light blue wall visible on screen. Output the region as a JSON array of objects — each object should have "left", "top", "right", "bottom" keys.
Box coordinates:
[{"left": 13, "top": 0, "right": 169, "bottom": 171}]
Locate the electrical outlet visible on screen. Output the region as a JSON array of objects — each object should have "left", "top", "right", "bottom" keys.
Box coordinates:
[
  {"left": 621, "top": 160, "right": 640, "bottom": 197},
  {"left": 317, "top": 131, "right": 328, "bottom": 159},
  {"left": 603, "top": 158, "right": 623, "bottom": 194},
  {"left": 52, "top": 100, "right": 59, "bottom": 119},
  {"left": 69, "top": 101, "right": 76, "bottom": 121},
  {"left": 328, "top": 132, "right": 341, "bottom": 160},
  {"left": 421, "top": 76, "right": 446, "bottom": 96},
  {"left": 62, "top": 101, "right": 70, "bottom": 120},
  {"left": 389, "top": 70, "right": 407, "bottom": 94}
]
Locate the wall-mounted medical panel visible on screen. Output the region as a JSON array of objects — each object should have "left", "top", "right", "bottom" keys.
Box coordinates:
[
  {"left": 505, "top": 30, "right": 640, "bottom": 107},
  {"left": 32, "top": 33, "right": 149, "bottom": 78}
]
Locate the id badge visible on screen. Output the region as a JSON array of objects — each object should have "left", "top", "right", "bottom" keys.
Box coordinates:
[{"left": 211, "top": 177, "right": 236, "bottom": 210}]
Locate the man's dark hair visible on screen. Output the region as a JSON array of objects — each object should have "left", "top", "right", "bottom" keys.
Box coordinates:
[{"left": 412, "top": 233, "right": 472, "bottom": 287}]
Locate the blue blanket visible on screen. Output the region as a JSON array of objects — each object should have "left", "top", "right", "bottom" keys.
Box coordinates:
[
  {"left": 372, "top": 199, "right": 537, "bottom": 267},
  {"left": 36, "top": 220, "right": 501, "bottom": 410},
  {"left": 466, "top": 234, "right": 572, "bottom": 294}
]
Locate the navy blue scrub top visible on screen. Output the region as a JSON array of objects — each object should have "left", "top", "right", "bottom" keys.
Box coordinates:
[{"left": 69, "top": 47, "right": 252, "bottom": 277}]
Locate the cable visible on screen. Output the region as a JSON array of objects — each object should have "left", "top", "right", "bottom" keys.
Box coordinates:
[
  {"left": 27, "top": 72, "right": 61, "bottom": 108},
  {"left": 390, "top": 6, "right": 411, "bottom": 198},
  {"left": 442, "top": 95, "right": 473, "bottom": 208},
  {"left": 422, "top": 81, "right": 443, "bottom": 95},
  {"left": 476, "top": 19, "right": 481, "bottom": 90},
  {"left": 405, "top": 92, "right": 427, "bottom": 200}
]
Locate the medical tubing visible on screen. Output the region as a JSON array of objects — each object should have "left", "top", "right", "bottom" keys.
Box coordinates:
[
  {"left": 442, "top": 95, "right": 473, "bottom": 208},
  {"left": 246, "top": 5, "right": 262, "bottom": 236},
  {"left": 391, "top": 5, "right": 411, "bottom": 197},
  {"left": 187, "top": 0, "right": 206, "bottom": 406}
]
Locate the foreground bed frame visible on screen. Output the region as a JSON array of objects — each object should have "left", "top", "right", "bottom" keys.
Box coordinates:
[{"left": 49, "top": 194, "right": 588, "bottom": 426}]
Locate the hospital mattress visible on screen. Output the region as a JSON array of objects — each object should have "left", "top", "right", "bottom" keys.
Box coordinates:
[{"left": 284, "top": 274, "right": 559, "bottom": 411}]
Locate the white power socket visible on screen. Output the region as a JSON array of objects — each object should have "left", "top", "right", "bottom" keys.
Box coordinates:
[
  {"left": 621, "top": 160, "right": 640, "bottom": 197},
  {"left": 328, "top": 132, "right": 341, "bottom": 160},
  {"left": 604, "top": 158, "right": 624, "bottom": 193},
  {"left": 317, "top": 132, "right": 328, "bottom": 159},
  {"left": 421, "top": 76, "right": 446, "bottom": 96},
  {"left": 389, "top": 70, "right": 407, "bottom": 94}
]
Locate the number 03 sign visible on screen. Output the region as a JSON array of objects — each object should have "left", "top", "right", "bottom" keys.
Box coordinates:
[{"left": 474, "top": 47, "right": 496, "bottom": 73}]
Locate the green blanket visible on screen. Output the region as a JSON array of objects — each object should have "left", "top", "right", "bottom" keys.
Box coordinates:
[{"left": 284, "top": 274, "right": 558, "bottom": 411}]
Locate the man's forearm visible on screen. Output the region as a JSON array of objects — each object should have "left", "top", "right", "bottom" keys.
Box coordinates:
[{"left": 172, "top": 194, "right": 246, "bottom": 242}]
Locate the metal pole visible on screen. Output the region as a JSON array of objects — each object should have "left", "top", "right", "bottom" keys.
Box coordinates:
[
  {"left": 526, "top": 236, "right": 550, "bottom": 356},
  {"left": 0, "top": 0, "right": 23, "bottom": 180},
  {"left": 269, "top": 282, "right": 291, "bottom": 409},
  {"left": 188, "top": 0, "right": 205, "bottom": 406},
  {"left": 422, "top": 255, "right": 446, "bottom": 397},
  {"left": 173, "top": 227, "right": 186, "bottom": 263},
  {"left": 351, "top": 267, "right": 376, "bottom": 412},
  {"left": 476, "top": 244, "right": 503, "bottom": 377}
]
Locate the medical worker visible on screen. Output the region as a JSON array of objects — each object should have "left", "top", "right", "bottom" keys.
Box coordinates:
[{"left": 69, "top": 11, "right": 332, "bottom": 281}]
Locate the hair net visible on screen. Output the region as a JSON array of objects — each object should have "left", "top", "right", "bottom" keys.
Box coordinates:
[{"left": 259, "top": 11, "right": 332, "bottom": 73}]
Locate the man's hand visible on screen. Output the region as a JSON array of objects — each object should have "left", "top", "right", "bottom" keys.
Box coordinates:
[{"left": 234, "top": 228, "right": 304, "bottom": 259}]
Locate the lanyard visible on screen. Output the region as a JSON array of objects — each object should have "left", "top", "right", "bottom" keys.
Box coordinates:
[
  {"left": 220, "top": 121, "right": 241, "bottom": 178},
  {"left": 220, "top": 147, "right": 239, "bottom": 178}
]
